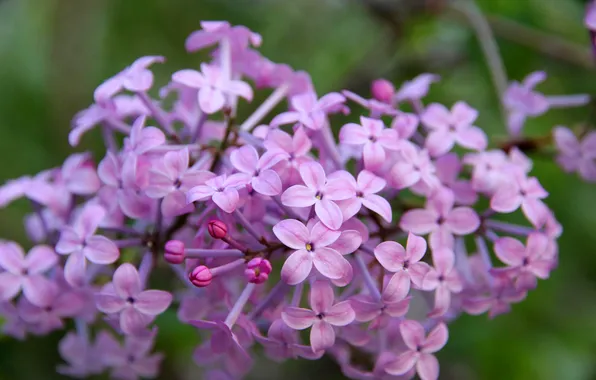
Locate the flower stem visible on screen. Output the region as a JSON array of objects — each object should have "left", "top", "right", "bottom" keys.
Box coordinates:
[
  {"left": 248, "top": 281, "right": 288, "bottom": 320},
  {"left": 224, "top": 283, "right": 256, "bottom": 328},
  {"left": 184, "top": 248, "right": 245, "bottom": 258},
  {"left": 233, "top": 209, "right": 265, "bottom": 244},
  {"left": 354, "top": 253, "right": 382, "bottom": 302},
  {"left": 239, "top": 84, "right": 290, "bottom": 132}
]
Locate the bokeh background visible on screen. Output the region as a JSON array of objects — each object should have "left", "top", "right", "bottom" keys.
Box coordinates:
[{"left": 0, "top": 0, "right": 595, "bottom": 379}]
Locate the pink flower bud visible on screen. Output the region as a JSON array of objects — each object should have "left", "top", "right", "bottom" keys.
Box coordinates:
[
  {"left": 207, "top": 219, "right": 228, "bottom": 239},
  {"left": 189, "top": 265, "right": 213, "bottom": 287},
  {"left": 164, "top": 240, "right": 185, "bottom": 264},
  {"left": 371, "top": 79, "right": 395, "bottom": 103},
  {"left": 244, "top": 257, "right": 272, "bottom": 284}
]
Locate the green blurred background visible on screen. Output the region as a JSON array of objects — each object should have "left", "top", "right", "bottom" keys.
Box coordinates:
[{"left": 0, "top": 0, "right": 595, "bottom": 379}]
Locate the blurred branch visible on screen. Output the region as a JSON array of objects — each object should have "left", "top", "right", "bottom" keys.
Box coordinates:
[{"left": 483, "top": 14, "right": 594, "bottom": 69}]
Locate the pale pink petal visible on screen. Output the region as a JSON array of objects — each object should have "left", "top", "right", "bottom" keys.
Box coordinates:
[
  {"left": 0, "top": 243, "right": 25, "bottom": 273},
  {"left": 406, "top": 233, "right": 428, "bottom": 262},
  {"left": 494, "top": 237, "right": 525, "bottom": 266},
  {"left": 135, "top": 290, "right": 173, "bottom": 315},
  {"left": 456, "top": 126, "right": 487, "bottom": 151},
  {"left": 212, "top": 188, "right": 239, "bottom": 213},
  {"left": 374, "top": 241, "right": 406, "bottom": 272},
  {"left": 425, "top": 131, "right": 455, "bottom": 157},
  {"left": 324, "top": 178, "right": 356, "bottom": 201},
  {"left": 378, "top": 129, "right": 402, "bottom": 151},
  {"left": 350, "top": 296, "right": 381, "bottom": 322},
  {"left": 362, "top": 142, "right": 386, "bottom": 171},
  {"left": 362, "top": 194, "right": 392, "bottom": 223},
  {"left": 252, "top": 170, "right": 282, "bottom": 196},
  {"left": 318, "top": 294, "right": 351, "bottom": 322},
  {"left": 198, "top": 87, "right": 225, "bottom": 114},
  {"left": 400, "top": 320, "right": 426, "bottom": 350},
  {"left": 309, "top": 222, "right": 341, "bottom": 248},
  {"left": 187, "top": 185, "right": 216, "bottom": 202},
  {"left": 417, "top": 353, "right": 439, "bottom": 380},
  {"left": 309, "top": 280, "right": 335, "bottom": 314},
  {"left": 315, "top": 199, "right": 344, "bottom": 230},
  {"left": 226, "top": 80, "right": 253, "bottom": 101},
  {"left": 429, "top": 286, "right": 451, "bottom": 317},
  {"left": 270, "top": 111, "right": 300, "bottom": 127},
  {"left": 451, "top": 101, "right": 478, "bottom": 128},
  {"left": 491, "top": 185, "right": 522, "bottom": 213},
  {"left": 385, "top": 351, "right": 419, "bottom": 376},
  {"left": 281, "top": 307, "right": 316, "bottom": 329},
  {"left": 529, "top": 259, "right": 553, "bottom": 279},
  {"left": 0, "top": 272, "right": 21, "bottom": 300},
  {"left": 310, "top": 320, "right": 335, "bottom": 352},
  {"left": 64, "top": 252, "right": 86, "bottom": 287},
  {"left": 553, "top": 126, "right": 579, "bottom": 153},
  {"left": 113, "top": 263, "right": 141, "bottom": 299},
  {"left": 75, "top": 204, "right": 106, "bottom": 238},
  {"left": 313, "top": 247, "right": 351, "bottom": 280},
  {"left": 521, "top": 199, "right": 548, "bottom": 227},
  {"left": 120, "top": 307, "right": 153, "bottom": 335},
  {"left": 96, "top": 293, "right": 127, "bottom": 313},
  {"left": 172, "top": 69, "right": 205, "bottom": 88},
  {"left": 421, "top": 103, "right": 451, "bottom": 130},
  {"left": 55, "top": 227, "right": 83, "bottom": 255},
  {"left": 357, "top": 170, "right": 386, "bottom": 194},
  {"left": 383, "top": 271, "right": 411, "bottom": 302},
  {"left": 429, "top": 227, "right": 454, "bottom": 250},
  {"left": 445, "top": 207, "right": 479, "bottom": 235},
  {"left": 328, "top": 230, "right": 362, "bottom": 255},
  {"left": 281, "top": 185, "right": 316, "bottom": 207},
  {"left": 281, "top": 249, "right": 313, "bottom": 285},
  {"left": 83, "top": 235, "right": 119, "bottom": 264},
  {"left": 339, "top": 123, "right": 368, "bottom": 145},
  {"left": 390, "top": 162, "right": 420, "bottom": 189},
  {"left": 299, "top": 162, "right": 326, "bottom": 190},
  {"left": 400, "top": 209, "right": 438, "bottom": 234},
  {"left": 273, "top": 219, "right": 309, "bottom": 249},
  {"left": 230, "top": 145, "right": 258, "bottom": 174}
]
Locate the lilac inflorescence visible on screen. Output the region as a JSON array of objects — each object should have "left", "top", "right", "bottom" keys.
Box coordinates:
[{"left": 0, "top": 19, "right": 592, "bottom": 380}]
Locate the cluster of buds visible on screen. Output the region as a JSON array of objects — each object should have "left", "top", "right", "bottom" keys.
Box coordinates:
[{"left": 0, "top": 16, "right": 593, "bottom": 380}]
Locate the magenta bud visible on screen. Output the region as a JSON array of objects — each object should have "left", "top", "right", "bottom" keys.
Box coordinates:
[
  {"left": 244, "top": 257, "right": 272, "bottom": 284},
  {"left": 207, "top": 219, "right": 228, "bottom": 239},
  {"left": 189, "top": 265, "right": 213, "bottom": 287},
  {"left": 164, "top": 240, "right": 185, "bottom": 264},
  {"left": 371, "top": 79, "right": 395, "bottom": 103}
]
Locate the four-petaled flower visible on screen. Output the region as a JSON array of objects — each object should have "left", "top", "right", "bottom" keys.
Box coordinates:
[
  {"left": 253, "top": 319, "right": 324, "bottom": 362},
  {"left": 273, "top": 219, "right": 352, "bottom": 285},
  {"left": 281, "top": 162, "right": 353, "bottom": 230},
  {"left": 271, "top": 91, "right": 346, "bottom": 131},
  {"left": 230, "top": 145, "right": 287, "bottom": 196},
  {"left": 373, "top": 233, "right": 430, "bottom": 288},
  {"left": 421, "top": 248, "right": 463, "bottom": 317},
  {"left": 553, "top": 126, "right": 596, "bottom": 182},
  {"left": 282, "top": 280, "right": 355, "bottom": 352},
  {"left": 187, "top": 173, "right": 249, "bottom": 213},
  {"left": 338, "top": 170, "right": 392, "bottom": 223},
  {"left": 95, "top": 263, "right": 172, "bottom": 335}
]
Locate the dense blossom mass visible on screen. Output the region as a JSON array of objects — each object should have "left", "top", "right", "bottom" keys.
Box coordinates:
[{"left": 0, "top": 17, "right": 593, "bottom": 380}]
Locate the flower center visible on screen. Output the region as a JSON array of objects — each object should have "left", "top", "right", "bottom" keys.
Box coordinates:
[
  {"left": 315, "top": 191, "right": 323, "bottom": 200},
  {"left": 127, "top": 297, "right": 135, "bottom": 304},
  {"left": 305, "top": 243, "right": 314, "bottom": 252},
  {"left": 316, "top": 313, "right": 325, "bottom": 320}
]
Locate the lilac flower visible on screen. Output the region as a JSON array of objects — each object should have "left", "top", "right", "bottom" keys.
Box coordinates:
[
  {"left": 490, "top": 171, "right": 549, "bottom": 227},
  {"left": 253, "top": 319, "right": 324, "bottom": 361},
  {"left": 493, "top": 233, "right": 554, "bottom": 290},
  {"left": 0, "top": 301, "right": 26, "bottom": 339},
  {"left": 123, "top": 116, "right": 166, "bottom": 155},
  {"left": 281, "top": 162, "right": 354, "bottom": 230},
  {"left": 187, "top": 173, "right": 248, "bottom": 213},
  {"left": 339, "top": 116, "right": 402, "bottom": 170},
  {"left": 350, "top": 271, "right": 411, "bottom": 327},
  {"left": 389, "top": 143, "right": 440, "bottom": 191},
  {"left": 55, "top": 204, "right": 120, "bottom": 286},
  {"left": 271, "top": 91, "right": 346, "bottom": 131},
  {"left": 19, "top": 282, "right": 84, "bottom": 334},
  {"left": 230, "top": 145, "right": 288, "bottom": 196},
  {"left": 95, "top": 263, "right": 172, "bottom": 335},
  {"left": 0, "top": 243, "right": 57, "bottom": 305},
  {"left": 394, "top": 73, "right": 439, "bottom": 103},
  {"left": 373, "top": 233, "right": 430, "bottom": 287},
  {"left": 263, "top": 127, "right": 313, "bottom": 185},
  {"left": 282, "top": 280, "right": 355, "bottom": 352},
  {"left": 553, "top": 126, "right": 596, "bottom": 182},
  {"left": 61, "top": 153, "right": 101, "bottom": 195},
  {"left": 400, "top": 188, "right": 480, "bottom": 249},
  {"left": 172, "top": 64, "right": 253, "bottom": 114},
  {"left": 57, "top": 331, "right": 106, "bottom": 377},
  {"left": 384, "top": 321, "right": 448, "bottom": 380},
  {"left": 98, "top": 329, "right": 164, "bottom": 380},
  {"left": 503, "top": 71, "right": 549, "bottom": 136},
  {"left": 273, "top": 219, "right": 352, "bottom": 285},
  {"left": 145, "top": 148, "right": 215, "bottom": 216},
  {"left": 94, "top": 56, "right": 165, "bottom": 104},
  {"left": 185, "top": 21, "right": 262, "bottom": 52},
  {"left": 421, "top": 101, "right": 487, "bottom": 157},
  {"left": 341, "top": 90, "right": 398, "bottom": 117},
  {"left": 337, "top": 170, "right": 392, "bottom": 223},
  {"left": 434, "top": 153, "right": 477, "bottom": 205},
  {"left": 421, "top": 248, "right": 463, "bottom": 317}
]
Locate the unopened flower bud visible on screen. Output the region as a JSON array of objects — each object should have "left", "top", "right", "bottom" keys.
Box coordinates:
[
  {"left": 244, "top": 257, "right": 272, "bottom": 284},
  {"left": 371, "top": 79, "right": 395, "bottom": 103},
  {"left": 208, "top": 219, "right": 228, "bottom": 239},
  {"left": 164, "top": 240, "right": 185, "bottom": 264},
  {"left": 189, "top": 265, "right": 213, "bottom": 287}
]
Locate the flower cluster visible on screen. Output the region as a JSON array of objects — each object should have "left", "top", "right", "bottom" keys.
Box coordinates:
[{"left": 0, "top": 19, "right": 592, "bottom": 380}]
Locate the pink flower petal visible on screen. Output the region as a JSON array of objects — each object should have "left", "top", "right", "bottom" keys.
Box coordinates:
[
  {"left": 299, "top": 162, "right": 326, "bottom": 190},
  {"left": 362, "top": 194, "right": 392, "bottom": 223},
  {"left": 456, "top": 126, "right": 487, "bottom": 151},
  {"left": 230, "top": 146, "right": 258, "bottom": 174},
  {"left": 252, "top": 170, "right": 282, "bottom": 196},
  {"left": 309, "top": 222, "right": 341, "bottom": 248},
  {"left": 281, "top": 307, "right": 316, "bottom": 329},
  {"left": 494, "top": 237, "right": 525, "bottom": 266},
  {"left": 417, "top": 353, "right": 439, "bottom": 380},
  {"left": 198, "top": 87, "right": 225, "bottom": 114},
  {"left": 113, "top": 263, "right": 141, "bottom": 299},
  {"left": 400, "top": 209, "right": 438, "bottom": 234},
  {"left": 312, "top": 247, "right": 351, "bottom": 280},
  {"left": 350, "top": 296, "right": 381, "bottom": 322},
  {"left": 328, "top": 230, "right": 362, "bottom": 255},
  {"left": 406, "top": 233, "right": 427, "bottom": 262},
  {"left": 187, "top": 185, "right": 216, "bottom": 202},
  {"left": 135, "top": 290, "right": 173, "bottom": 315},
  {"left": 309, "top": 280, "right": 335, "bottom": 314},
  {"left": 357, "top": 170, "right": 386, "bottom": 194},
  {"left": 227, "top": 79, "right": 253, "bottom": 101},
  {"left": 0, "top": 272, "right": 21, "bottom": 300},
  {"left": 315, "top": 199, "right": 344, "bottom": 230},
  {"left": 273, "top": 219, "right": 309, "bottom": 249},
  {"left": 83, "top": 235, "right": 119, "bottom": 264},
  {"left": 425, "top": 130, "right": 455, "bottom": 157},
  {"left": 400, "top": 320, "right": 425, "bottom": 350},
  {"left": 325, "top": 301, "right": 355, "bottom": 326},
  {"left": 96, "top": 293, "right": 127, "bottom": 314},
  {"left": 339, "top": 123, "right": 368, "bottom": 145},
  {"left": 64, "top": 251, "right": 86, "bottom": 287},
  {"left": 362, "top": 142, "right": 386, "bottom": 171},
  {"left": 212, "top": 188, "right": 240, "bottom": 213},
  {"left": 0, "top": 242, "right": 25, "bottom": 274},
  {"left": 281, "top": 185, "right": 316, "bottom": 207},
  {"left": 390, "top": 162, "right": 421, "bottom": 189},
  {"left": 385, "top": 351, "right": 419, "bottom": 376},
  {"left": 383, "top": 271, "right": 411, "bottom": 302},
  {"left": 281, "top": 249, "right": 313, "bottom": 285},
  {"left": 374, "top": 241, "right": 406, "bottom": 272},
  {"left": 172, "top": 69, "right": 205, "bottom": 88},
  {"left": 445, "top": 207, "right": 479, "bottom": 235},
  {"left": 521, "top": 198, "right": 548, "bottom": 227},
  {"left": 310, "top": 320, "right": 335, "bottom": 352},
  {"left": 491, "top": 185, "right": 522, "bottom": 213},
  {"left": 120, "top": 307, "right": 153, "bottom": 335}
]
